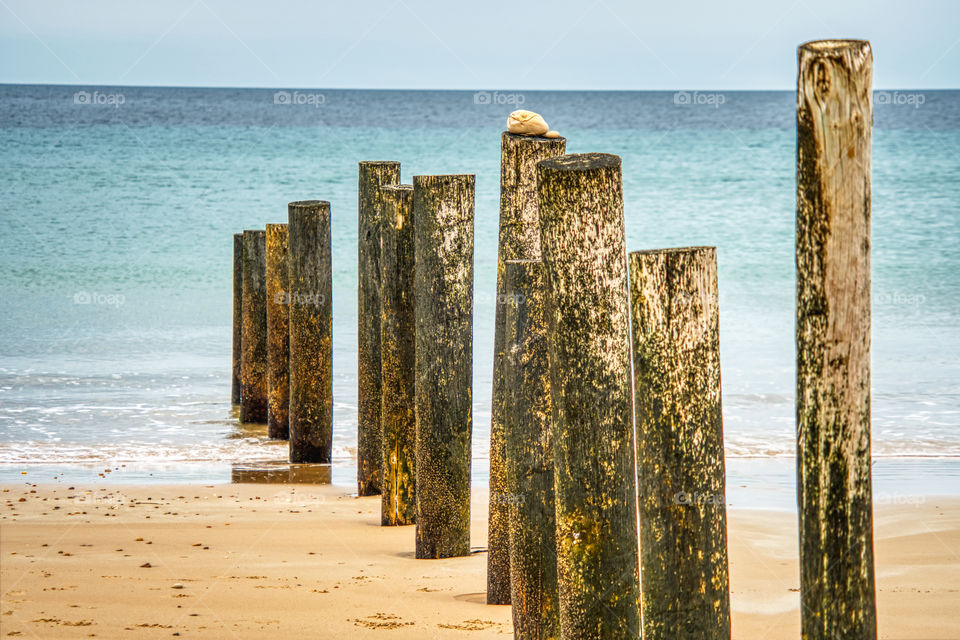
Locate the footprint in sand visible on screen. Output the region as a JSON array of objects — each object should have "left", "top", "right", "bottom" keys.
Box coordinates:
[
  {"left": 437, "top": 619, "right": 499, "bottom": 631},
  {"left": 350, "top": 613, "right": 414, "bottom": 629}
]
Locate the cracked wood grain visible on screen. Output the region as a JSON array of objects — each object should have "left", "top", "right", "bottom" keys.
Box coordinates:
[{"left": 796, "top": 39, "right": 876, "bottom": 640}]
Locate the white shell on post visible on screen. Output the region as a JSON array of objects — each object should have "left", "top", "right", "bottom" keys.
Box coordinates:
[{"left": 507, "top": 110, "right": 549, "bottom": 136}]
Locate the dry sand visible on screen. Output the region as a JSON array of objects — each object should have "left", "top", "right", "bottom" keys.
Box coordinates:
[{"left": 1, "top": 480, "right": 957, "bottom": 638}]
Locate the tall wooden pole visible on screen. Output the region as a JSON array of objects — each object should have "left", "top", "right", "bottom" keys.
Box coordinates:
[
  {"left": 265, "top": 223, "right": 290, "bottom": 440},
  {"left": 503, "top": 259, "right": 559, "bottom": 640},
  {"left": 629, "top": 246, "right": 730, "bottom": 640},
  {"left": 380, "top": 184, "right": 417, "bottom": 526},
  {"left": 240, "top": 229, "right": 268, "bottom": 424},
  {"left": 537, "top": 153, "right": 640, "bottom": 639},
  {"left": 231, "top": 233, "right": 243, "bottom": 405},
  {"left": 488, "top": 131, "right": 566, "bottom": 605},
  {"left": 288, "top": 200, "right": 333, "bottom": 463},
  {"left": 358, "top": 161, "right": 401, "bottom": 496},
  {"left": 413, "top": 173, "right": 474, "bottom": 559},
  {"left": 796, "top": 39, "right": 876, "bottom": 640}
]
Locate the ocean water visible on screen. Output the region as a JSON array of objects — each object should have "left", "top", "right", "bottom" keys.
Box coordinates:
[{"left": 0, "top": 85, "right": 958, "bottom": 495}]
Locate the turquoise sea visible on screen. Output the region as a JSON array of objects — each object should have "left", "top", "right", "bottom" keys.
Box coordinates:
[{"left": 1, "top": 85, "right": 958, "bottom": 505}]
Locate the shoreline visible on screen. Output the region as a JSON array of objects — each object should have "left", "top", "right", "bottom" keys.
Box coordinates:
[
  {"left": 2, "top": 482, "right": 959, "bottom": 638},
  {"left": 2, "top": 456, "right": 959, "bottom": 512}
]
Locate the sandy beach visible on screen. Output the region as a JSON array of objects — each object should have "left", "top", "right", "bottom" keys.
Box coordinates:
[{"left": 0, "top": 480, "right": 957, "bottom": 639}]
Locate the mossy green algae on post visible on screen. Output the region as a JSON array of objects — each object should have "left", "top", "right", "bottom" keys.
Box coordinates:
[
  {"left": 488, "top": 131, "right": 566, "bottom": 605},
  {"left": 796, "top": 39, "right": 876, "bottom": 640},
  {"left": 358, "top": 161, "right": 401, "bottom": 496},
  {"left": 413, "top": 173, "right": 474, "bottom": 559},
  {"left": 536, "top": 153, "right": 640, "bottom": 639},
  {"left": 240, "top": 229, "right": 268, "bottom": 424},
  {"left": 380, "top": 184, "right": 417, "bottom": 527},
  {"left": 288, "top": 201, "right": 333, "bottom": 463},
  {"left": 629, "top": 246, "right": 730, "bottom": 640}
]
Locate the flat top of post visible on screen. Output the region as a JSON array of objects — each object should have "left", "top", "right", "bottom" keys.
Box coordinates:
[
  {"left": 538, "top": 152, "right": 620, "bottom": 173},
  {"left": 412, "top": 174, "right": 475, "bottom": 185},
  {"left": 630, "top": 246, "right": 716, "bottom": 257},
  {"left": 359, "top": 160, "right": 401, "bottom": 167},
  {"left": 242, "top": 229, "right": 265, "bottom": 236},
  {"left": 798, "top": 39, "right": 870, "bottom": 55},
  {"left": 265, "top": 223, "right": 288, "bottom": 231},
  {"left": 501, "top": 131, "right": 566, "bottom": 144},
  {"left": 288, "top": 199, "right": 330, "bottom": 210}
]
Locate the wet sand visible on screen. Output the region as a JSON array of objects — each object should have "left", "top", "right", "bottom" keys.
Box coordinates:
[{"left": 1, "top": 481, "right": 957, "bottom": 638}]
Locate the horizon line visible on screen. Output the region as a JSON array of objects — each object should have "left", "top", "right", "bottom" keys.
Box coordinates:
[{"left": 1, "top": 82, "right": 956, "bottom": 92}]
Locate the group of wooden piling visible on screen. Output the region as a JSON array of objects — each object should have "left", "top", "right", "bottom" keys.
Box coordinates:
[
  {"left": 232, "top": 162, "right": 478, "bottom": 557},
  {"left": 229, "top": 38, "right": 877, "bottom": 640},
  {"left": 483, "top": 39, "right": 875, "bottom": 640},
  {"left": 355, "top": 165, "right": 477, "bottom": 557},
  {"left": 231, "top": 202, "right": 333, "bottom": 464}
]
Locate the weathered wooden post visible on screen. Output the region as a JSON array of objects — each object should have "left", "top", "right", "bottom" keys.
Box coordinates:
[
  {"left": 380, "top": 184, "right": 416, "bottom": 526},
  {"left": 488, "top": 131, "right": 566, "bottom": 605},
  {"left": 231, "top": 233, "right": 243, "bottom": 405},
  {"left": 240, "top": 229, "right": 268, "bottom": 423},
  {"left": 288, "top": 200, "right": 333, "bottom": 463},
  {"left": 265, "top": 223, "right": 290, "bottom": 440},
  {"left": 537, "top": 153, "right": 640, "bottom": 638},
  {"left": 358, "top": 161, "right": 401, "bottom": 496},
  {"left": 502, "top": 259, "right": 559, "bottom": 640},
  {"left": 413, "top": 173, "right": 474, "bottom": 559},
  {"left": 796, "top": 39, "right": 876, "bottom": 640},
  {"left": 629, "top": 246, "right": 730, "bottom": 640}
]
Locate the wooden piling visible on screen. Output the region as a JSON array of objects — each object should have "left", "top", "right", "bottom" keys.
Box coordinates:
[
  {"left": 796, "top": 39, "right": 876, "bottom": 640},
  {"left": 380, "top": 184, "right": 417, "bottom": 526},
  {"left": 502, "top": 259, "right": 559, "bottom": 640},
  {"left": 231, "top": 233, "right": 243, "bottom": 405},
  {"left": 629, "top": 246, "right": 730, "bottom": 640},
  {"left": 358, "top": 161, "right": 402, "bottom": 496},
  {"left": 288, "top": 200, "right": 333, "bottom": 463},
  {"left": 536, "top": 153, "right": 640, "bottom": 639},
  {"left": 413, "top": 173, "right": 474, "bottom": 559},
  {"left": 488, "top": 131, "right": 566, "bottom": 605},
  {"left": 240, "top": 230, "right": 268, "bottom": 424},
  {"left": 265, "top": 223, "right": 290, "bottom": 440}
]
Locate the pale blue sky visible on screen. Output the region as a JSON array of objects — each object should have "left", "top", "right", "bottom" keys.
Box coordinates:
[{"left": 1, "top": 0, "right": 957, "bottom": 89}]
